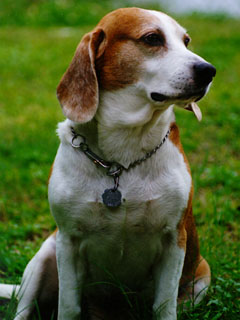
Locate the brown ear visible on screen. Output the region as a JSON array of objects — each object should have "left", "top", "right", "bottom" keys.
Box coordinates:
[{"left": 57, "top": 28, "right": 105, "bottom": 123}]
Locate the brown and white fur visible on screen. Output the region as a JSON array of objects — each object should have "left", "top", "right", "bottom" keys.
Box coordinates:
[{"left": 0, "top": 7, "right": 216, "bottom": 320}]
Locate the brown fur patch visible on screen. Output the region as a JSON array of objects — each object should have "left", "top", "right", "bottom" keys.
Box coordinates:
[
  {"left": 179, "top": 189, "right": 201, "bottom": 286},
  {"left": 95, "top": 8, "right": 167, "bottom": 90},
  {"left": 57, "top": 28, "right": 105, "bottom": 123},
  {"left": 195, "top": 256, "right": 211, "bottom": 281},
  {"left": 96, "top": 39, "right": 144, "bottom": 90},
  {"left": 169, "top": 122, "right": 191, "bottom": 174},
  {"left": 169, "top": 123, "right": 201, "bottom": 285}
]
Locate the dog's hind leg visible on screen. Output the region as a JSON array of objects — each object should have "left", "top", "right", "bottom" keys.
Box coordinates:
[
  {"left": 192, "top": 256, "right": 211, "bottom": 304},
  {"left": 14, "top": 232, "right": 58, "bottom": 320},
  {"left": 178, "top": 200, "right": 211, "bottom": 307},
  {"left": 178, "top": 256, "right": 211, "bottom": 306}
]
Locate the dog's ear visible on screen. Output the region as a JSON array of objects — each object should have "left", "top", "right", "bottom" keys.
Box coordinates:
[{"left": 57, "top": 28, "right": 105, "bottom": 123}]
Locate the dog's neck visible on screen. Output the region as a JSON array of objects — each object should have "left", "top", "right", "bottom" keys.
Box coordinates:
[{"left": 68, "top": 89, "right": 175, "bottom": 167}]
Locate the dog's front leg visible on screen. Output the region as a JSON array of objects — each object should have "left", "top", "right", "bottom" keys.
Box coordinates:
[
  {"left": 153, "top": 241, "right": 185, "bottom": 320},
  {"left": 56, "top": 232, "right": 84, "bottom": 320}
]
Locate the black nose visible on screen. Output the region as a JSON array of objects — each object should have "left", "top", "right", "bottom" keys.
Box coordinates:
[{"left": 193, "top": 62, "right": 216, "bottom": 87}]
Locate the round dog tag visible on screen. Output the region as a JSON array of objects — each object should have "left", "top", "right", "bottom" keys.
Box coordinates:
[{"left": 102, "top": 188, "right": 122, "bottom": 208}]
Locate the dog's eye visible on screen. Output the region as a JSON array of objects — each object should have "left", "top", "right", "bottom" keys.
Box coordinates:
[
  {"left": 184, "top": 35, "right": 191, "bottom": 47},
  {"left": 142, "top": 33, "right": 165, "bottom": 46}
]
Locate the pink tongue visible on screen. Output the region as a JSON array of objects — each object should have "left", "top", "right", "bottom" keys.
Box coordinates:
[{"left": 185, "top": 102, "right": 202, "bottom": 121}]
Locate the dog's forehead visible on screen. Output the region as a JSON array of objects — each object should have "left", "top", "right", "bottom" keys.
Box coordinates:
[
  {"left": 149, "top": 10, "right": 186, "bottom": 38},
  {"left": 97, "top": 8, "right": 185, "bottom": 39}
]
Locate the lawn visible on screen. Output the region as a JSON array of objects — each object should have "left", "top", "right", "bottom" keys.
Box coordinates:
[{"left": 0, "top": 3, "right": 240, "bottom": 319}]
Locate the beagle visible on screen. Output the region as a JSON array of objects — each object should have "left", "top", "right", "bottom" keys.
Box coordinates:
[{"left": 0, "top": 7, "right": 216, "bottom": 320}]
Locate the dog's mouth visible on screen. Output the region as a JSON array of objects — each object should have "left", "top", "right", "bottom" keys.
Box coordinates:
[
  {"left": 150, "top": 89, "right": 206, "bottom": 103},
  {"left": 150, "top": 92, "right": 168, "bottom": 102},
  {"left": 150, "top": 89, "right": 207, "bottom": 121}
]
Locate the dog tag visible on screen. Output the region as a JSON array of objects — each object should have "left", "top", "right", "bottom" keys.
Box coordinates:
[{"left": 102, "top": 188, "right": 122, "bottom": 208}]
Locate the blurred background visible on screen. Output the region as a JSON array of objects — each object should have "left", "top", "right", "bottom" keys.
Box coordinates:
[
  {"left": 0, "top": 1, "right": 239, "bottom": 319},
  {"left": 1, "top": 0, "right": 240, "bottom": 26}
]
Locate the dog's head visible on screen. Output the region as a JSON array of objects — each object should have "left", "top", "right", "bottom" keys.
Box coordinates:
[{"left": 57, "top": 8, "right": 216, "bottom": 124}]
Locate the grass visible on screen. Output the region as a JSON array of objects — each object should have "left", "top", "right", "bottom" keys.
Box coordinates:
[
  {"left": 0, "top": 3, "right": 240, "bottom": 319},
  {"left": 0, "top": 0, "right": 162, "bottom": 27},
  {"left": 0, "top": 0, "right": 112, "bottom": 27}
]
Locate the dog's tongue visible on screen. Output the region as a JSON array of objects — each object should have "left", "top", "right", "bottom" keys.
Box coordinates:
[{"left": 185, "top": 102, "right": 202, "bottom": 121}]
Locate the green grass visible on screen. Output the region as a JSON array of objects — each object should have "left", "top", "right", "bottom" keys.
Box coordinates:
[
  {"left": 0, "top": 6, "right": 240, "bottom": 320},
  {"left": 0, "top": 0, "right": 112, "bottom": 27},
  {"left": 0, "top": 0, "right": 162, "bottom": 27}
]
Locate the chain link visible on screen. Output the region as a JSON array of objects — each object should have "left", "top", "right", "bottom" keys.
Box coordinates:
[
  {"left": 125, "top": 128, "right": 171, "bottom": 172},
  {"left": 71, "top": 127, "right": 171, "bottom": 177}
]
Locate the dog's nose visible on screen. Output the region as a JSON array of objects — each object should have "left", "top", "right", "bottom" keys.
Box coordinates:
[{"left": 193, "top": 62, "right": 216, "bottom": 87}]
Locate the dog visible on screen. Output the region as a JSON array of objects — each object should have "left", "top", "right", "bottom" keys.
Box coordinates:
[{"left": 0, "top": 7, "right": 216, "bottom": 320}]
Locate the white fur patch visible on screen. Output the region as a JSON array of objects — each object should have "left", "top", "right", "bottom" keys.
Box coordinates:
[{"left": 49, "top": 114, "right": 191, "bottom": 285}]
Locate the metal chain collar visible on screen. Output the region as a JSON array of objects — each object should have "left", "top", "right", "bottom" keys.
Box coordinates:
[{"left": 71, "top": 126, "right": 171, "bottom": 185}]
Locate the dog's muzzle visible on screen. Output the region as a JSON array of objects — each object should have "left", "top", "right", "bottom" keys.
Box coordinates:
[{"left": 151, "top": 62, "right": 216, "bottom": 103}]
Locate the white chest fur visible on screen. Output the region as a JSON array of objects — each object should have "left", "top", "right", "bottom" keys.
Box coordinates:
[{"left": 48, "top": 119, "right": 191, "bottom": 288}]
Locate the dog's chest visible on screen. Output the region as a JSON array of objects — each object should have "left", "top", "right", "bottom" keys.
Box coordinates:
[
  {"left": 49, "top": 136, "right": 191, "bottom": 284},
  {"left": 50, "top": 140, "right": 191, "bottom": 231}
]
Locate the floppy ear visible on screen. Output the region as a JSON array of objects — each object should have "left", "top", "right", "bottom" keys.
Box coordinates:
[{"left": 57, "top": 28, "right": 105, "bottom": 123}]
